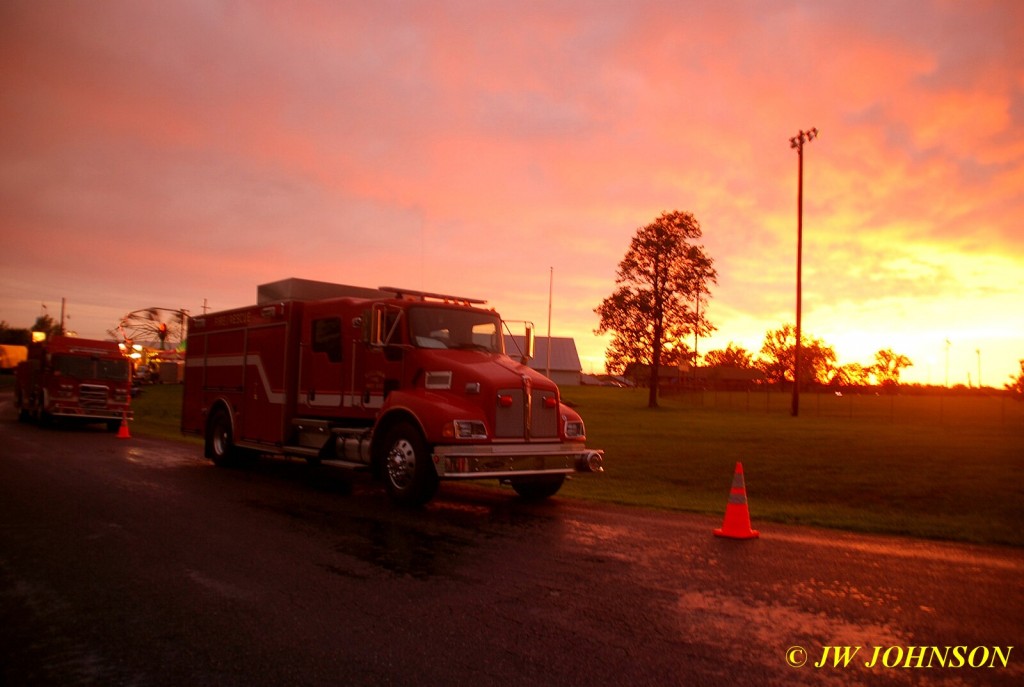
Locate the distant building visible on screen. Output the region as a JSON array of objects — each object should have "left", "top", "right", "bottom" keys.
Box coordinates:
[
  {"left": 581, "top": 373, "right": 635, "bottom": 387},
  {"left": 619, "top": 363, "right": 767, "bottom": 390},
  {"left": 691, "top": 365, "right": 767, "bottom": 390},
  {"left": 504, "top": 335, "right": 583, "bottom": 386}
]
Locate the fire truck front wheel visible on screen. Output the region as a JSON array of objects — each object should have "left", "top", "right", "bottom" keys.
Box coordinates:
[
  {"left": 381, "top": 423, "right": 438, "bottom": 506},
  {"left": 510, "top": 475, "right": 566, "bottom": 500}
]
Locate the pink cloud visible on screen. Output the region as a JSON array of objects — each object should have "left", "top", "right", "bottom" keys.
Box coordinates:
[{"left": 1, "top": 0, "right": 1021, "bottom": 385}]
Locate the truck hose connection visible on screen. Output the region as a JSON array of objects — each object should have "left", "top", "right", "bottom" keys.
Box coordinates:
[{"left": 577, "top": 451, "right": 604, "bottom": 473}]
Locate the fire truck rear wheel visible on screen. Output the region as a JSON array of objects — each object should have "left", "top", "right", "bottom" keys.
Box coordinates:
[
  {"left": 206, "top": 408, "right": 241, "bottom": 468},
  {"left": 382, "top": 423, "right": 438, "bottom": 506},
  {"left": 510, "top": 475, "right": 565, "bottom": 500}
]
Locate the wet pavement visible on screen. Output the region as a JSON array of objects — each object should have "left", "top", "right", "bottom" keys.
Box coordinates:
[{"left": 1, "top": 396, "right": 1022, "bottom": 686}]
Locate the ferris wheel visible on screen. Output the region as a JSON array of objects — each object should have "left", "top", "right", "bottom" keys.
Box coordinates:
[{"left": 116, "top": 308, "right": 187, "bottom": 350}]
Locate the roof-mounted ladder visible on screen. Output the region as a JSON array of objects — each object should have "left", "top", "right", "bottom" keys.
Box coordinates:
[{"left": 378, "top": 286, "right": 487, "bottom": 306}]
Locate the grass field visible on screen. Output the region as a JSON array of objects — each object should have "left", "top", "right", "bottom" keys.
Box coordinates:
[
  {"left": 560, "top": 386, "right": 1024, "bottom": 547},
  {"left": 125, "top": 383, "right": 1024, "bottom": 547}
]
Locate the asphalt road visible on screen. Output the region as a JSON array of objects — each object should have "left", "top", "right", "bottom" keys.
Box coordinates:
[{"left": 1, "top": 393, "right": 1022, "bottom": 686}]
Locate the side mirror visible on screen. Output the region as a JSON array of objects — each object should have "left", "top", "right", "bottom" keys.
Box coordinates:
[
  {"left": 366, "top": 305, "right": 405, "bottom": 361},
  {"left": 367, "top": 305, "right": 385, "bottom": 346},
  {"left": 521, "top": 323, "right": 535, "bottom": 363}
]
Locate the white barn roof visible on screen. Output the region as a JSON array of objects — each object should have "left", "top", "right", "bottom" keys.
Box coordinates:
[{"left": 504, "top": 336, "right": 582, "bottom": 373}]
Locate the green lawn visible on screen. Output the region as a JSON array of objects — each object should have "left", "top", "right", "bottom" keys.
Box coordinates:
[
  {"left": 560, "top": 387, "right": 1024, "bottom": 547},
  {"left": 129, "top": 384, "right": 201, "bottom": 445},
  {"left": 128, "top": 384, "right": 1024, "bottom": 547}
]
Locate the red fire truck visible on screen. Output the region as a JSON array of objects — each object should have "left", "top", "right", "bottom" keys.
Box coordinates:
[
  {"left": 181, "top": 278, "right": 603, "bottom": 505},
  {"left": 15, "top": 335, "right": 133, "bottom": 430}
]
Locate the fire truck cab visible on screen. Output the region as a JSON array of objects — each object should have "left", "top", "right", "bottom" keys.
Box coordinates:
[{"left": 181, "top": 279, "right": 603, "bottom": 505}]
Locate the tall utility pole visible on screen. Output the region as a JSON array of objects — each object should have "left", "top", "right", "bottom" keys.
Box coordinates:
[{"left": 790, "top": 127, "right": 818, "bottom": 417}]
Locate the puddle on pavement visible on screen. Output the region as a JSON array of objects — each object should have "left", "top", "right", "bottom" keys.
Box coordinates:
[
  {"left": 331, "top": 517, "right": 474, "bottom": 580},
  {"left": 331, "top": 492, "right": 572, "bottom": 580},
  {"left": 677, "top": 588, "right": 909, "bottom": 660}
]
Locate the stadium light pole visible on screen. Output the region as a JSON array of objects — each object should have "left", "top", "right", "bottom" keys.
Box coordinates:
[
  {"left": 945, "top": 338, "right": 951, "bottom": 388},
  {"left": 976, "top": 348, "right": 982, "bottom": 388},
  {"left": 790, "top": 127, "right": 818, "bottom": 417}
]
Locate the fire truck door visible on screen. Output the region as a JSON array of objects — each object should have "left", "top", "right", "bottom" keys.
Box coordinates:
[
  {"left": 239, "top": 322, "right": 288, "bottom": 443},
  {"left": 359, "top": 304, "right": 404, "bottom": 410},
  {"left": 299, "top": 315, "right": 344, "bottom": 413}
]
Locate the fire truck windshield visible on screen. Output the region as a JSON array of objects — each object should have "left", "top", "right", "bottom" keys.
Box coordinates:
[
  {"left": 53, "top": 355, "right": 130, "bottom": 381},
  {"left": 408, "top": 307, "right": 503, "bottom": 353}
]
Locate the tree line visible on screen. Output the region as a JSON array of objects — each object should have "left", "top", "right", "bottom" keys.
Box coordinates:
[
  {"left": 595, "top": 210, "right": 1018, "bottom": 407},
  {"left": 701, "top": 328, "right": 912, "bottom": 389},
  {"left": 0, "top": 314, "right": 63, "bottom": 345}
]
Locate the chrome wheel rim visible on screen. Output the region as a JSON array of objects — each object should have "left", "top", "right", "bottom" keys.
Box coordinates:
[
  {"left": 386, "top": 439, "right": 416, "bottom": 489},
  {"left": 212, "top": 423, "right": 229, "bottom": 455}
]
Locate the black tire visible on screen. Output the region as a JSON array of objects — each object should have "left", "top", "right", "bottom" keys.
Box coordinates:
[
  {"left": 381, "top": 422, "right": 438, "bottom": 506},
  {"left": 511, "top": 474, "right": 565, "bottom": 501},
  {"left": 15, "top": 391, "right": 30, "bottom": 423},
  {"left": 205, "top": 407, "right": 241, "bottom": 467}
]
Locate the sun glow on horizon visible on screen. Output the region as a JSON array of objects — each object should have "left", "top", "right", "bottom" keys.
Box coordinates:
[{"left": 0, "top": 1, "right": 1021, "bottom": 389}]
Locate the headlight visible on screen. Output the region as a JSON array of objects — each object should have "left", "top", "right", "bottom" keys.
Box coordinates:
[
  {"left": 452, "top": 420, "right": 488, "bottom": 440},
  {"left": 564, "top": 420, "right": 585, "bottom": 439}
]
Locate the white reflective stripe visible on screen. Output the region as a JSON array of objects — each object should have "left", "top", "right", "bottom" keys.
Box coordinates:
[
  {"left": 187, "top": 355, "right": 286, "bottom": 404},
  {"left": 307, "top": 393, "right": 342, "bottom": 407},
  {"left": 189, "top": 356, "right": 376, "bottom": 409}
]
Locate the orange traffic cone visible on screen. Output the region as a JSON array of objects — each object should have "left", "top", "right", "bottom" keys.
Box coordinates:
[
  {"left": 714, "top": 462, "right": 759, "bottom": 539},
  {"left": 117, "top": 414, "right": 131, "bottom": 439}
]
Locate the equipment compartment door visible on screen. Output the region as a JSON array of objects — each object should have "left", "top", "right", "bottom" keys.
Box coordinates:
[
  {"left": 298, "top": 313, "right": 344, "bottom": 415},
  {"left": 239, "top": 322, "right": 288, "bottom": 444}
]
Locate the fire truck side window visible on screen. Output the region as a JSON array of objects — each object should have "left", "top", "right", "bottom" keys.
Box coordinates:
[{"left": 311, "top": 317, "right": 342, "bottom": 362}]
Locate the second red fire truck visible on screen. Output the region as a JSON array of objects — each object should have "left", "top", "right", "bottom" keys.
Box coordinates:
[
  {"left": 15, "top": 335, "right": 133, "bottom": 430},
  {"left": 181, "top": 279, "right": 603, "bottom": 505}
]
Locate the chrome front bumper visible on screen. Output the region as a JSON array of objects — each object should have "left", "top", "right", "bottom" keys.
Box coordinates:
[
  {"left": 432, "top": 443, "right": 604, "bottom": 479},
  {"left": 50, "top": 405, "right": 133, "bottom": 421}
]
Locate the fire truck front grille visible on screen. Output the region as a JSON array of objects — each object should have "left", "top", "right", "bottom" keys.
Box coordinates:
[
  {"left": 530, "top": 390, "right": 558, "bottom": 438},
  {"left": 494, "top": 388, "right": 559, "bottom": 440},
  {"left": 79, "top": 384, "right": 109, "bottom": 408},
  {"left": 494, "top": 389, "right": 525, "bottom": 438}
]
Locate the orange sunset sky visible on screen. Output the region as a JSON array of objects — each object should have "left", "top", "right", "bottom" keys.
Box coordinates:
[{"left": 1, "top": 1, "right": 1022, "bottom": 387}]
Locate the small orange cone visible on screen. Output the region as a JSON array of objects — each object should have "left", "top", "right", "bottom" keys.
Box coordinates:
[
  {"left": 714, "top": 462, "right": 759, "bottom": 539},
  {"left": 117, "top": 414, "right": 131, "bottom": 439}
]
